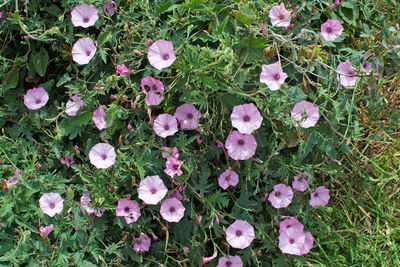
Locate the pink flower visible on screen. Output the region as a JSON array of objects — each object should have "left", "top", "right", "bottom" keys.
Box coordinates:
[
  {"left": 71, "top": 37, "right": 97, "bottom": 65},
  {"left": 24, "top": 87, "right": 49, "bottom": 110},
  {"left": 269, "top": 3, "right": 292, "bottom": 27},
  {"left": 71, "top": 4, "right": 98, "bottom": 28},
  {"left": 260, "top": 61, "right": 288, "bottom": 91},
  {"left": 268, "top": 184, "right": 293, "bottom": 209},
  {"left": 279, "top": 227, "right": 313, "bottom": 256},
  {"left": 290, "top": 100, "right": 320, "bottom": 128},
  {"left": 65, "top": 94, "right": 84, "bottom": 116},
  {"left": 160, "top": 197, "right": 185, "bottom": 222},
  {"left": 218, "top": 169, "right": 239, "bottom": 190},
  {"left": 225, "top": 131, "right": 257, "bottom": 160},
  {"left": 3, "top": 175, "right": 19, "bottom": 191},
  {"left": 132, "top": 233, "right": 151, "bottom": 252},
  {"left": 80, "top": 191, "right": 105, "bottom": 217},
  {"left": 161, "top": 147, "right": 179, "bottom": 159},
  {"left": 39, "top": 192, "right": 64, "bottom": 217},
  {"left": 116, "top": 199, "right": 141, "bottom": 224},
  {"left": 174, "top": 103, "right": 201, "bottom": 130},
  {"left": 225, "top": 220, "right": 255, "bottom": 249},
  {"left": 0, "top": 12, "right": 2, "bottom": 19},
  {"left": 309, "top": 186, "right": 330, "bottom": 207},
  {"left": 336, "top": 60, "right": 357, "bottom": 87},
  {"left": 137, "top": 175, "right": 168, "bottom": 205},
  {"left": 116, "top": 63, "right": 131, "bottom": 75},
  {"left": 141, "top": 76, "right": 164, "bottom": 106},
  {"left": 292, "top": 172, "right": 309, "bottom": 192},
  {"left": 39, "top": 224, "right": 54, "bottom": 237},
  {"left": 362, "top": 53, "right": 378, "bottom": 74},
  {"left": 153, "top": 114, "right": 178, "bottom": 138},
  {"left": 279, "top": 217, "right": 304, "bottom": 234},
  {"left": 321, "top": 19, "right": 344, "bottom": 41},
  {"left": 147, "top": 39, "right": 176, "bottom": 70},
  {"left": 60, "top": 155, "right": 74, "bottom": 167},
  {"left": 88, "top": 143, "right": 116, "bottom": 169},
  {"left": 202, "top": 251, "right": 218, "bottom": 264},
  {"left": 230, "top": 103, "right": 263, "bottom": 134},
  {"left": 164, "top": 156, "right": 184, "bottom": 178},
  {"left": 103, "top": 1, "right": 116, "bottom": 16},
  {"left": 35, "top": 163, "right": 41, "bottom": 169},
  {"left": 217, "top": 255, "right": 243, "bottom": 267},
  {"left": 92, "top": 105, "right": 108, "bottom": 130},
  {"left": 183, "top": 247, "right": 189, "bottom": 253}
]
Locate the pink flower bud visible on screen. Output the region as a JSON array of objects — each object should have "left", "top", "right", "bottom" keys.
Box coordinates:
[
  {"left": 36, "top": 163, "right": 41, "bottom": 169},
  {"left": 215, "top": 214, "right": 220, "bottom": 225},
  {"left": 147, "top": 39, "right": 153, "bottom": 46},
  {"left": 15, "top": 169, "right": 21, "bottom": 176},
  {"left": 110, "top": 94, "right": 118, "bottom": 100},
  {"left": 183, "top": 247, "right": 189, "bottom": 253},
  {"left": 123, "top": 95, "right": 128, "bottom": 101}
]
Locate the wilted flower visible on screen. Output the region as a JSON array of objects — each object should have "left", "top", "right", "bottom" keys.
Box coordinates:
[
  {"left": 217, "top": 255, "right": 243, "bottom": 267},
  {"left": 321, "top": 19, "right": 344, "bottom": 41},
  {"left": 260, "top": 61, "right": 288, "bottom": 91},
  {"left": 60, "top": 155, "right": 74, "bottom": 167},
  {"left": 309, "top": 186, "right": 330, "bottom": 207},
  {"left": 116, "top": 199, "right": 141, "bottom": 223},
  {"left": 164, "top": 156, "right": 184, "bottom": 178},
  {"left": 39, "top": 192, "right": 64, "bottom": 217},
  {"left": 225, "top": 220, "right": 255, "bottom": 249},
  {"left": 71, "top": 4, "right": 98, "bottom": 28},
  {"left": 174, "top": 103, "right": 201, "bottom": 130},
  {"left": 218, "top": 169, "right": 239, "bottom": 190},
  {"left": 230, "top": 103, "right": 263, "bottom": 134},
  {"left": 202, "top": 251, "right": 218, "bottom": 264},
  {"left": 147, "top": 39, "right": 176, "bottom": 70},
  {"left": 80, "top": 191, "right": 105, "bottom": 217},
  {"left": 39, "top": 224, "right": 54, "bottom": 238},
  {"left": 292, "top": 172, "right": 309, "bottom": 192},
  {"left": 336, "top": 60, "right": 357, "bottom": 87},
  {"left": 88, "top": 143, "right": 116, "bottom": 169},
  {"left": 24, "top": 87, "right": 49, "bottom": 110},
  {"left": 137, "top": 175, "right": 168, "bottom": 205},
  {"left": 361, "top": 53, "right": 378, "bottom": 74},
  {"left": 65, "top": 94, "right": 84, "bottom": 116},
  {"left": 92, "top": 105, "right": 108, "bottom": 130},
  {"left": 160, "top": 197, "right": 185, "bottom": 222},
  {"left": 141, "top": 76, "right": 164, "bottom": 106},
  {"left": 279, "top": 227, "right": 314, "bottom": 256},
  {"left": 103, "top": 1, "right": 116, "bottom": 16},
  {"left": 225, "top": 131, "right": 257, "bottom": 160},
  {"left": 116, "top": 63, "right": 131, "bottom": 75},
  {"left": 269, "top": 3, "right": 292, "bottom": 27},
  {"left": 153, "top": 114, "right": 178, "bottom": 138},
  {"left": 71, "top": 37, "right": 97, "bottom": 65},
  {"left": 290, "top": 100, "right": 320, "bottom": 128},
  {"left": 133, "top": 233, "right": 151, "bottom": 252},
  {"left": 268, "top": 184, "right": 293, "bottom": 209},
  {"left": 279, "top": 217, "right": 304, "bottom": 234},
  {"left": 161, "top": 147, "right": 179, "bottom": 159}
]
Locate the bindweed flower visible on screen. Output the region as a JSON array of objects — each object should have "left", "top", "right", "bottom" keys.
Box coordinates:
[
  {"left": 116, "top": 63, "right": 131, "bottom": 75},
  {"left": 225, "top": 220, "right": 255, "bottom": 249},
  {"left": 202, "top": 251, "right": 218, "bottom": 264},
  {"left": 290, "top": 100, "right": 320, "bottom": 128},
  {"left": 164, "top": 156, "right": 184, "bottom": 178},
  {"left": 65, "top": 94, "right": 84, "bottom": 116},
  {"left": 268, "top": 184, "right": 293, "bottom": 209},
  {"left": 269, "top": 3, "right": 292, "bottom": 27},
  {"left": 141, "top": 76, "right": 164, "bottom": 106},
  {"left": 39, "top": 224, "right": 54, "bottom": 238},
  {"left": 161, "top": 147, "right": 179, "bottom": 159},
  {"left": 217, "top": 255, "right": 243, "bottom": 267},
  {"left": 362, "top": 53, "right": 378, "bottom": 74},
  {"left": 116, "top": 199, "right": 141, "bottom": 224},
  {"left": 3, "top": 175, "right": 20, "bottom": 191},
  {"left": 88, "top": 143, "right": 116, "bottom": 169},
  {"left": 137, "top": 175, "right": 168, "bottom": 205},
  {"left": 153, "top": 114, "right": 178, "bottom": 138},
  {"left": 292, "top": 172, "right": 309, "bottom": 192},
  {"left": 336, "top": 60, "right": 357, "bottom": 87},
  {"left": 183, "top": 247, "right": 189, "bottom": 253},
  {"left": 36, "top": 163, "right": 41, "bottom": 169},
  {"left": 133, "top": 233, "right": 151, "bottom": 252},
  {"left": 71, "top": 4, "right": 98, "bottom": 28},
  {"left": 225, "top": 131, "right": 257, "bottom": 160},
  {"left": 309, "top": 186, "right": 330, "bottom": 207},
  {"left": 60, "top": 155, "right": 74, "bottom": 167},
  {"left": 147, "top": 39, "right": 176, "bottom": 70},
  {"left": 24, "top": 87, "right": 49, "bottom": 110},
  {"left": 218, "top": 169, "right": 239, "bottom": 190},
  {"left": 278, "top": 227, "right": 314, "bottom": 256},
  {"left": 174, "top": 103, "right": 201, "bottom": 130},
  {"left": 71, "top": 37, "right": 97, "bottom": 65},
  {"left": 80, "top": 191, "right": 105, "bottom": 217},
  {"left": 260, "top": 61, "right": 288, "bottom": 91},
  {"left": 92, "top": 105, "right": 109, "bottom": 130},
  {"left": 39, "top": 192, "right": 64, "bottom": 217},
  {"left": 160, "top": 197, "right": 185, "bottom": 222},
  {"left": 230, "top": 103, "right": 263, "bottom": 134},
  {"left": 321, "top": 19, "right": 343, "bottom": 41},
  {"left": 103, "top": 1, "right": 116, "bottom": 16},
  {"left": 279, "top": 217, "right": 304, "bottom": 234}
]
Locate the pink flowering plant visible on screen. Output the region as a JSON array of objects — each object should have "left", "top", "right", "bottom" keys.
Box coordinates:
[{"left": 0, "top": 0, "right": 399, "bottom": 266}]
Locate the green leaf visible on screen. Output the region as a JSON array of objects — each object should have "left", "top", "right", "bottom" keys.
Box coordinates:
[
  {"left": 232, "top": 10, "right": 254, "bottom": 27},
  {"left": 1, "top": 68, "right": 19, "bottom": 93},
  {"left": 56, "top": 73, "right": 72, "bottom": 87},
  {"left": 32, "top": 48, "right": 49, "bottom": 77},
  {"left": 339, "top": 2, "right": 359, "bottom": 26},
  {"left": 58, "top": 111, "right": 92, "bottom": 139}
]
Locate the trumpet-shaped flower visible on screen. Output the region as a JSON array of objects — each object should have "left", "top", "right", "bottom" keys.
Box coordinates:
[
  {"left": 268, "top": 184, "right": 293, "bottom": 209},
  {"left": 174, "top": 103, "right": 201, "bottom": 129},
  {"left": 141, "top": 76, "right": 164, "bottom": 106},
  {"left": 336, "top": 60, "right": 357, "bottom": 87},
  {"left": 230, "top": 103, "right": 263, "bottom": 134},
  {"left": 260, "top": 61, "right": 288, "bottom": 91},
  {"left": 71, "top": 37, "right": 97, "bottom": 65},
  {"left": 92, "top": 105, "right": 108, "bottom": 130},
  {"left": 133, "top": 233, "right": 151, "bottom": 252},
  {"left": 218, "top": 169, "right": 239, "bottom": 190},
  {"left": 225, "top": 131, "right": 257, "bottom": 160},
  {"left": 290, "top": 100, "right": 320, "bottom": 128},
  {"left": 65, "top": 94, "right": 84, "bottom": 116},
  {"left": 137, "top": 175, "right": 168, "bottom": 205},
  {"left": 269, "top": 3, "right": 292, "bottom": 27},
  {"left": 225, "top": 220, "right": 255, "bottom": 249},
  {"left": 160, "top": 197, "right": 185, "bottom": 222},
  {"left": 217, "top": 255, "right": 243, "bottom": 267},
  {"left": 292, "top": 172, "right": 309, "bottom": 192},
  {"left": 71, "top": 4, "right": 98, "bottom": 28},
  {"left": 88, "top": 143, "right": 116, "bottom": 169},
  {"left": 321, "top": 19, "right": 343, "bottom": 41},
  {"left": 153, "top": 114, "right": 178, "bottom": 138},
  {"left": 147, "top": 39, "right": 176, "bottom": 70},
  {"left": 24, "top": 87, "right": 49, "bottom": 110},
  {"left": 39, "top": 192, "right": 64, "bottom": 217},
  {"left": 116, "top": 199, "right": 141, "bottom": 223},
  {"left": 309, "top": 186, "right": 330, "bottom": 207}
]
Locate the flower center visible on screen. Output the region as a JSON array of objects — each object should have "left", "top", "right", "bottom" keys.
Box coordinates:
[
  {"left": 124, "top": 207, "right": 130, "bottom": 213},
  {"left": 83, "top": 17, "right": 89, "bottom": 23},
  {"left": 164, "top": 125, "right": 170, "bottom": 130},
  {"left": 314, "top": 193, "right": 319, "bottom": 197},
  {"left": 36, "top": 99, "right": 41, "bottom": 104},
  {"left": 225, "top": 175, "right": 231, "bottom": 181},
  {"left": 243, "top": 115, "right": 250, "bottom": 122},
  {"left": 173, "top": 164, "right": 179, "bottom": 170},
  {"left": 136, "top": 239, "right": 142, "bottom": 245},
  {"left": 289, "top": 238, "right": 295, "bottom": 244},
  {"left": 298, "top": 176, "right": 303, "bottom": 182},
  {"left": 279, "top": 14, "right": 285, "bottom": 20},
  {"left": 287, "top": 224, "right": 291, "bottom": 229},
  {"left": 169, "top": 207, "right": 175, "bottom": 213},
  {"left": 101, "top": 154, "right": 107, "bottom": 160},
  {"left": 163, "top": 54, "right": 169, "bottom": 60},
  {"left": 86, "top": 50, "right": 91, "bottom": 56},
  {"left": 152, "top": 85, "right": 158, "bottom": 91},
  {"left": 274, "top": 73, "right": 281, "bottom": 80},
  {"left": 49, "top": 203, "right": 55, "bottom": 209},
  {"left": 187, "top": 113, "right": 193, "bottom": 119},
  {"left": 237, "top": 139, "right": 244, "bottom": 145},
  {"left": 150, "top": 188, "right": 157, "bottom": 194},
  {"left": 275, "top": 191, "right": 281, "bottom": 197},
  {"left": 326, "top": 27, "right": 332, "bottom": 33},
  {"left": 235, "top": 230, "right": 242, "bottom": 237},
  {"left": 226, "top": 261, "right": 232, "bottom": 267}
]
